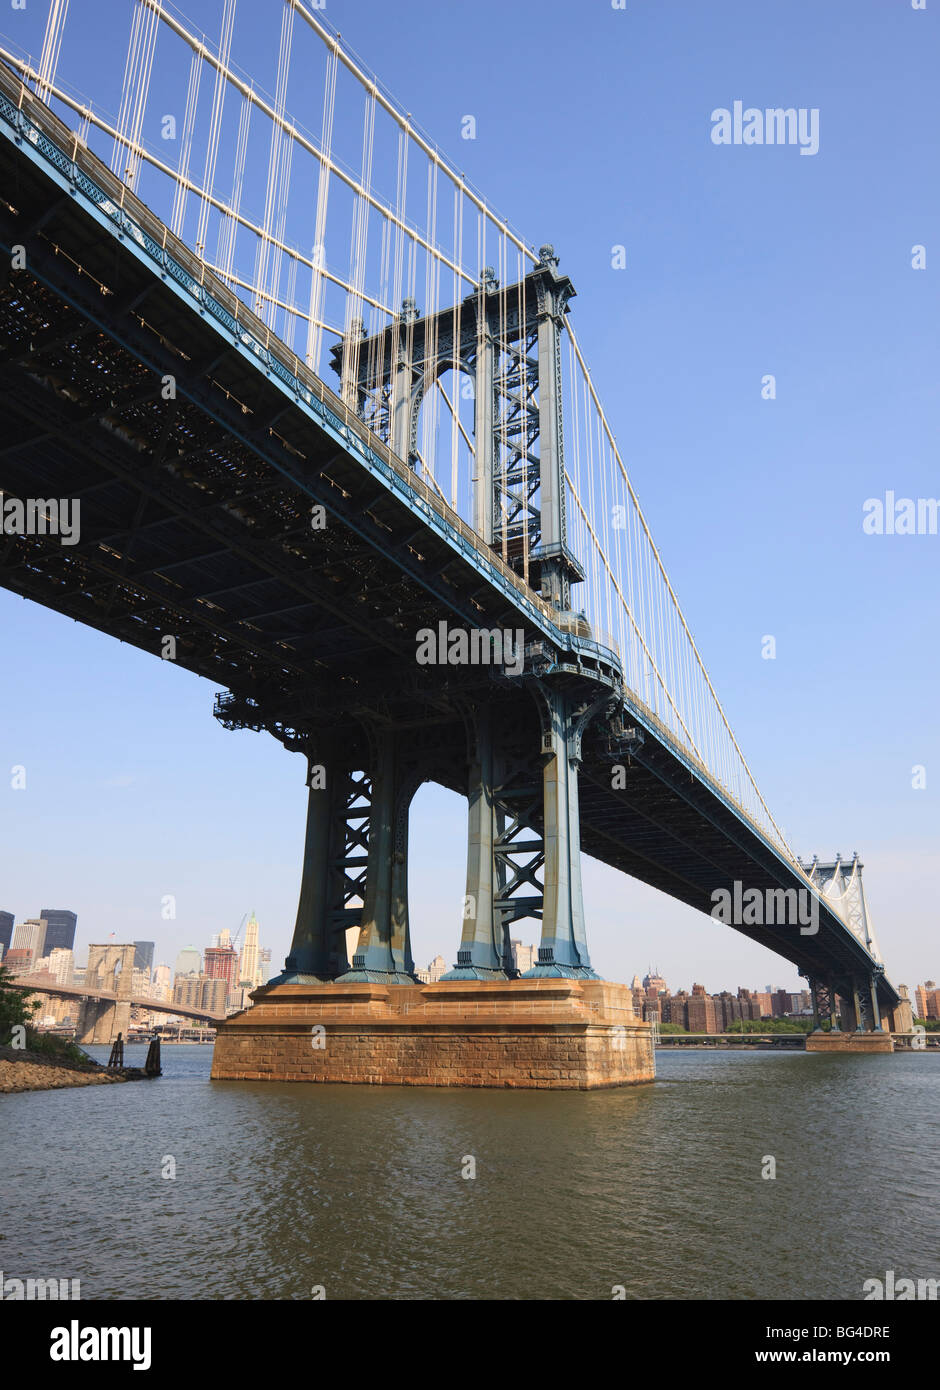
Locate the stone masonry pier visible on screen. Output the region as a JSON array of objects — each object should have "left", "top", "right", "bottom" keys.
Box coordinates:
[{"left": 211, "top": 979, "right": 655, "bottom": 1089}]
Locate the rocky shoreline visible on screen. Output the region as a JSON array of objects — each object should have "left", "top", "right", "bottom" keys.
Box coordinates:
[{"left": 0, "top": 1044, "right": 134, "bottom": 1094}]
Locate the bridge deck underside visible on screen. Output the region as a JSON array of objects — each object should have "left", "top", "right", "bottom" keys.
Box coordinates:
[{"left": 0, "top": 83, "right": 897, "bottom": 1009}]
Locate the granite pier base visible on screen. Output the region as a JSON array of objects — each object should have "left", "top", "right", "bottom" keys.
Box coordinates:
[{"left": 210, "top": 978, "right": 655, "bottom": 1089}]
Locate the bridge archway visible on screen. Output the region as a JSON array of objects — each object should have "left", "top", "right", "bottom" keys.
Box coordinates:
[{"left": 409, "top": 358, "right": 477, "bottom": 529}]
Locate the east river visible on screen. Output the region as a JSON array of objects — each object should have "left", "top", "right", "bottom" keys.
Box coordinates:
[{"left": 2, "top": 1046, "right": 937, "bottom": 1300}]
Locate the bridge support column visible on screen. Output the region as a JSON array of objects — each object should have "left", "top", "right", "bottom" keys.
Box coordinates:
[
  {"left": 809, "top": 978, "right": 836, "bottom": 1032},
  {"left": 443, "top": 709, "right": 512, "bottom": 980},
  {"left": 338, "top": 730, "right": 417, "bottom": 984},
  {"left": 853, "top": 978, "right": 871, "bottom": 1032},
  {"left": 76, "top": 996, "right": 131, "bottom": 1046},
  {"left": 829, "top": 978, "right": 841, "bottom": 1031},
  {"left": 523, "top": 686, "right": 599, "bottom": 980},
  {"left": 275, "top": 756, "right": 361, "bottom": 984}
]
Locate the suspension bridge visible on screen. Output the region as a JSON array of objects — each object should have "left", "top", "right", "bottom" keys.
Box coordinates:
[{"left": 0, "top": 2, "right": 903, "bottom": 1083}]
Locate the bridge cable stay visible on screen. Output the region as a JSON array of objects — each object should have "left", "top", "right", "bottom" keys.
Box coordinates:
[
  {"left": 35, "top": 0, "right": 69, "bottom": 104},
  {"left": 171, "top": 45, "right": 202, "bottom": 237},
  {"left": 195, "top": 0, "right": 237, "bottom": 263}
]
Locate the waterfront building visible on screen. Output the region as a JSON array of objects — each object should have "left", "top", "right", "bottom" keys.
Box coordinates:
[
  {"left": 687, "top": 991, "right": 718, "bottom": 1033},
  {"left": 173, "top": 974, "right": 228, "bottom": 1014},
  {"left": 773, "top": 989, "right": 792, "bottom": 1018},
  {"left": 668, "top": 991, "right": 690, "bottom": 1029}
]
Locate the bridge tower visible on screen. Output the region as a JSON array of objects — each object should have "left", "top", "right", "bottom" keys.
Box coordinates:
[
  {"left": 261, "top": 247, "right": 608, "bottom": 987},
  {"left": 802, "top": 855, "right": 889, "bottom": 1039},
  {"left": 76, "top": 943, "right": 135, "bottom": 1045}
]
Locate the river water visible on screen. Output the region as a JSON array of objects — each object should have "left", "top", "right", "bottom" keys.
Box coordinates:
[{"left": 2, "top": 1046, "right": 937, "bottom": 1300}]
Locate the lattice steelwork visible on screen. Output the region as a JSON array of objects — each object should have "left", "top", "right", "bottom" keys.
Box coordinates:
[{"left": 801, "top": 855, "right": 883, "bottom": 963}]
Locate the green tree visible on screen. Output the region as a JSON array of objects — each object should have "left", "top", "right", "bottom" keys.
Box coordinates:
[{"left": 0, "top": 963, "right": 39, "bottom": 1043}]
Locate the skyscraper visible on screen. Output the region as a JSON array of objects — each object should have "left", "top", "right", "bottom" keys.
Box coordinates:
[
  {"left": 239, "top": 913, "right": 260, "bottom": 987},
  {"left": 133, "top": 941, "right": 155, "bottom": 975},
  {"left": 0, "top": 910, "right": 13, "bottom": 957},
  {"left": 204, "top": 944, "right": 240, "bottom": 995},
  {"left": 13, "top": 918, "right": 47, "bottom": 962},
  {"left": 174, "top": 946, "right": 202, "bottom": 978},
  {"left": 39, "top": 909, "right": 77, "bottom": 954}
]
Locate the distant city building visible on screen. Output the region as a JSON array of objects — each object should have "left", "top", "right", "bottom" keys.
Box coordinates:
[
  {"left": 205, "top": 944, "right": 240, "bottom": 995},
  {"left": 226, "top": 985, "right": 253, "bottom": 1013},
  {"left": 133, "top": 941, "right": 155, "bottom": 975},
  {"left": 426, "top": 954, "right": 446, "bottom": 982},
  {"left": 755, "top": 992, "right": 773, "bottom": 1018},
  {"left": 635, "top": 975, "right": 820, "bottom": 1031},
  {"left": 201, "top": 977, "right": 228, "bottom": 1015},
  {"left": 0, "top": 910, "right": 13, "bottom": 956},
  {"left": 913, "top": 982, "right": 939, "bottom": 1020},
  {"left": 643, "top": 968, "right": 667, "bottom": 996},
  {"left": 153, "top": 963, "right": 172, "bottom": 997},
  {"left": 173, "top": 974, "right": 227, "bottom": 1015},
  {"left": 4, "top": 948, "right": 33, "bottom": 975},
  {"left": 39, "top": 909, "right": 77, "bottom": 954},
  {"left": 174, "top": 946, "right": 202, "bottom": 978},
  {"left": 666, "top": 991, "right": 689, "bottom": 1028},
  {"left": 773, "top": 988, "right": 792, "bottom": 1018},
  {"left": 47, "top": 947, "right": 74, "bottom": 986},
  {"left": 13, "top": 918, "right": 48, "bottom": 961},
  {"left": 132, "top": 968, "right": 153, "bottom": 996},
  {"left": 687, "top": 990, "right": 718, "bottom": 1032},
  {"left": 512, "top": 942, "right": 538, "bottom": 974},
  {"left": 239, "top": 913, "right": 261, "bottom": 987}
]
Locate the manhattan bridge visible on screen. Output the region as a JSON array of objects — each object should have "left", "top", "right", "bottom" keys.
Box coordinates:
[{"left": 0, "top": 0, "right": 901, "bottom": 1037}]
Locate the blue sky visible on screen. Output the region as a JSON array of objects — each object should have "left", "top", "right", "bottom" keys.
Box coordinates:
[{"left": 0, "top": 0, "right": 937, "bottom": 993}]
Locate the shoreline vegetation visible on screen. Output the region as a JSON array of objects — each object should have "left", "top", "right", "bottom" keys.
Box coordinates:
[
  {"left": 0, "top": 1037, "right": 135, "bottom": 1093},
  {"left": 0, "top": 962, "right": 140, "bottom": 1093}
]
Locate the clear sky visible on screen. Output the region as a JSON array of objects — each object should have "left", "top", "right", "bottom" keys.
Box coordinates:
[{"left": 0, "top": 0, "right": 937, "bottom": 993}]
